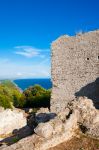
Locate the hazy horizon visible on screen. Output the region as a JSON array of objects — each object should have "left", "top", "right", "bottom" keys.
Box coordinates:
[{"left": 0, "top": 77, "right": 51, "bottom": 80}]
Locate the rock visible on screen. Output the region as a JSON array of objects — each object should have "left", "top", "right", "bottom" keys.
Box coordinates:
[
  {"left": 36, "top": 108, "right": 49, "bottom": 114},
  {"left": 63, "top": 110, "right": 79, "bottom": 132},
  {"left": 86, "top": 123, "right": 99, "bottom": 138},
  {"left": 34, "top": 122, "right": 53, "bottom": 138},
  {"left": 0, "top": 109, "right": 27, "bottom": 136},
  {"left": 35, "top": 117, "right": 63, "bottom": 138},
  {"left": 0, "top": 97, "right": 99, "bottom": 150},
  {"left": 0, "top": 135, "right": 37, "bottom": 150},
  {"left": 93, "top": 113, "right": 99, "bottom": 124},
  {"left": 4, "top": 111, "right": 77, "bottom": 150},
  {"left": 58, "top": 108, "right": 70, "bottom": 121},
  {"left": 0, "top": 144, "right": 7, "bottom": 150},
  {"left": 68, "top": 97, "right": 97, "bottom": 124},
  {"left": 68, "top": 97, "right": 99, "bottom": 138},
  {"left": 51, "top": 118, "right": 63, "bottom": 135},
  {"left": 34, "top": 109, "right": 78, "bottom": 145}
]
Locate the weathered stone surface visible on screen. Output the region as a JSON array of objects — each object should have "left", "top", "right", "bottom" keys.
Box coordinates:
[
  {"left": 0, "top": 134, "right": 37, "bottom": 150},
  {"left": 58, "top": 108, "right": 70, "bottom": 121},
  {"left": 34, "top": 117, "right": 64, "bottom": 138},
  {"left": 36, "top": 108, "right": 49, "bottom": 114},
  {"left": 87, "top": 123, "right": 99, "bottom": 138},
  {"left": 0, "top": 109, "right": 27, "bottom": 136},
  {"left": 34, "top": 122, "right": 53, "bottom": 138},
  {"left": 0, "top": 97, "right": 99, "bottom": 150},
  {"left": 34, "top": 109, "right": 78, "bottom": 149},
  {"left": 0, "top": 107, "right": 78, "bottom": 150},
  {"left": 68, "top": 97, "right": 97, "bottom": 124},
  {"left": 68, "top": 97, "right": 99, "bottom": 138},
  {"left": 51, "top": 30, "right": 99, "bottom": 113}
]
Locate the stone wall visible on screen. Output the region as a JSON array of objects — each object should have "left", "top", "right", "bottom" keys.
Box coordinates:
[{"left": 51, "top": 30, "right": 99, "bottom": 113}]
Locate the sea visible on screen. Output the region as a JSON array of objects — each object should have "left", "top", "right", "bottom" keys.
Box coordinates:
[{"left": 14, "top": 78, "right": 52, "bottom": 91}]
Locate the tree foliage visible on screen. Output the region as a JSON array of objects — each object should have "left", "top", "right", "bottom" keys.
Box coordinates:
[
  {"left": 21, "top": 85, "right": 51, "bottom": 108},
  {"left": 0, "top": 80, "right": 21, "bottom": 109},
  {"left": 0, "top": 81, "right": 51, "bottom": 109}
]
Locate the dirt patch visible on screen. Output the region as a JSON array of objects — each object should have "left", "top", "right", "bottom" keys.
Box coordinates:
[{"left": 48, "top": 134, "right": 99, "bottom": 150}]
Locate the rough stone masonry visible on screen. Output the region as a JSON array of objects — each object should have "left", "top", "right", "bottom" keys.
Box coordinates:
[{"left": 51, "top": 30, "right": 99, "bottom": 113}]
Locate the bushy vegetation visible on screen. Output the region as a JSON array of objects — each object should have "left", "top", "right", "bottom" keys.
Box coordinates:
[
  {"left": 21, "top": 85, "right": 51, "bottom": 108},
  {"left": 0, "top": 80, "right": 21, "bottom": 109},
  {"left": 0, "top": 80, "right": 51, "bottom": 109}
]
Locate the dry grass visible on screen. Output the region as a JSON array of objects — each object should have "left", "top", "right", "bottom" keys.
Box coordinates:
[{"left": 48, "top": 134, "right": 99, "bottom": 150}]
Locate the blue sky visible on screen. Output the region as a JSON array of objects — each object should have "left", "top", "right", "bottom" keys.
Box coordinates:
[{"left": 0, "top": 0, "right": 99, "bottom": 79}]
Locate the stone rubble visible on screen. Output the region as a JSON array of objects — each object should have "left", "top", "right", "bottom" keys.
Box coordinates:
[{"left": 1, "top": 97, "right": 99, "bottom": 150}]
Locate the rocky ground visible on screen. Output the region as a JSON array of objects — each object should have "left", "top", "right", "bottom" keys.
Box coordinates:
[
  {"left": 0, "top": 97, "right": 99, "bottom": 150},
  {"left": 48, "top": 134, "right": 99, "bottom": 150}
]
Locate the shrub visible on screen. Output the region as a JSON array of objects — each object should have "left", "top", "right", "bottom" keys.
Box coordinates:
[
  {"left": 21, "top": 85, "right": 51, "bottom": 108},
  {"left": 0, "top": 81, "right": 51, "bottom": 109},
  {"left": 13, "top": 90, "right": 22, "bottom": 107},
  {"left": 0, "top": 80, "right": 22, "bottom": 109},
  {"left": 0, "top": 94, "right": 12, "bottom": 109}
]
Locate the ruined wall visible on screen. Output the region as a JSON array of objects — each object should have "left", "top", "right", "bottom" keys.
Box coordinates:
[{"left": 51, "top": 30, "right": 99, "bottom": 113}]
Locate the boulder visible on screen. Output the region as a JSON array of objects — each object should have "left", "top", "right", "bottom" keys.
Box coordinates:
[
  {"left": 34, "top": 109, "right": 78, "bottom": 140},
  {"left": 68, "top": 97, "right": 99, "bottom": 138},
  {"left": 0, "top": 109, "right": 27, "bottom": 136},
  {"left": 34, "top": 122, "right": 53, "bottom": 138}
]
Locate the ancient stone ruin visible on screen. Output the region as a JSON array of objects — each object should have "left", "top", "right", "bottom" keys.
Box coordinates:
[{"left": 51, "top": 30, "right": 99, "bottom": 113}]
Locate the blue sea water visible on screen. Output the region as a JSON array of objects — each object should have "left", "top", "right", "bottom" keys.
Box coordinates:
[{"left": 14, "top": 78, "right": 52, "bottom": 91}]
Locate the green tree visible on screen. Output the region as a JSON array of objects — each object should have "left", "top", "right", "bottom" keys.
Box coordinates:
[{"left": 22, "top": 85, "right": 51, "bottom": 108}]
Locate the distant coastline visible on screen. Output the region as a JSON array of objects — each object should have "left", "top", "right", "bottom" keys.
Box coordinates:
[{"left": 12, "top": 80, "right": 23, "bottom": 93}]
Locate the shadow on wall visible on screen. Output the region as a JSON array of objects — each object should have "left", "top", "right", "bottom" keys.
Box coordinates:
[{"left": 75, "top": 78, "right": 99, "bottom": 109}]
